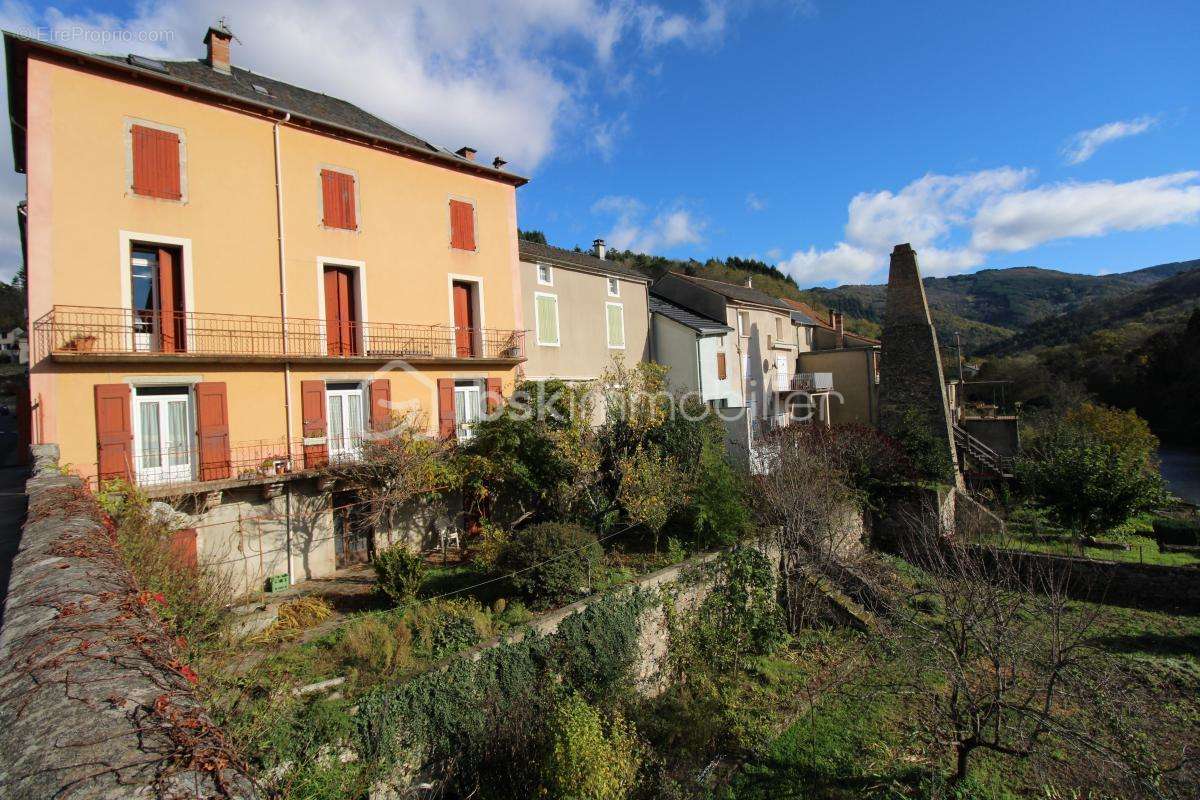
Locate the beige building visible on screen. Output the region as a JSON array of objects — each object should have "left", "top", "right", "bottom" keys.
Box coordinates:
[
  {"left": 517, "top": 239, "right": 650, "bottom": 385},
  {"left": 650, "top": 273, "right": 833, "bottom": 463},
  {"left": 785, "top": 299, "right": 880, "bottom": 427},
  {"left": 9, "top": 24, "right": 529, "bottom": 593}
]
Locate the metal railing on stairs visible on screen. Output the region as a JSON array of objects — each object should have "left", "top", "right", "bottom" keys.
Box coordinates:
[{"left": 953, "top": 424, "right": 1015, "bottom": 478}]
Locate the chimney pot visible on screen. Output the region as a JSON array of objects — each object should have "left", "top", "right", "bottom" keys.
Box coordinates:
[
  {"left": 492, "top": 156, "right": 507, "bottom": 170},
  {"left": 203, "top": 21, "right": 234, "bottom": 75},
  {"left": 832, "top": 311, "right": 845, "bottom": 348},
  {"left": 744, "top": 276, "right": 753, "bottom": 288},
  {"left": 592, "top": 238, "right": 606, "bottom": 260},
  {"left": 456, "top": 147, "right": 477, "bottom": 162}
]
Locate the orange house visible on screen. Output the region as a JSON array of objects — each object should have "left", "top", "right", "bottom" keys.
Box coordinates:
[{"left": 7, "top": 23, "right": 528, "bottom": 592}]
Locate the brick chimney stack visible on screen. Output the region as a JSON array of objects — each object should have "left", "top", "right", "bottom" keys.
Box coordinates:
[
  {"left": 203, "top": 20, "right": 234, "bottom": 75},
  {"left": 832, "top": 311, "right": 845, "bottom": 348}
]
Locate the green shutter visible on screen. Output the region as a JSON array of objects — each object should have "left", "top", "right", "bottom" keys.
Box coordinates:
[
  {"left": 536, "top": 295, "right": 559, "bottom": 344},
  {"left": 606, "top": 303, "right": 624, "bottom": 348}
]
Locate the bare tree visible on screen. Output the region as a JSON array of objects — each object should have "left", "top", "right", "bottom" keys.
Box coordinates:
[{"left": 897, "top": 507, "right": 1110, "bottom": 786}]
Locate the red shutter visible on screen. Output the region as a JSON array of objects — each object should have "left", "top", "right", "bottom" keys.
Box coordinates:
[
  {"left": 131, "top": 125, "right": 181, "bottom": 200},
  {"left": 437, "top": 378, "right": 456, "bottom": 440},
  {"left": 195, "top": 382, "right": 231, "bottom": 481},
  {"left": 301, "top": 380, "right": 328, "bottom": 468},
  {"left": 170, "top": 528, "right": 198, "bottom": 569},
  {"left": 94, "top": 384, "right": 133, "bottom": 483},
  {"left": 369, "top": 379, "right": 391, "bottom": 430},
  {"left": 449, "top": 200, "right": 475, "bottom": 250},
  {"left": 321, "top": 169, "right": 356, "bottom": 229},
  {"left": 716, "top": 352, "right": 727, "bottom": 381},
  {"left": 486, "top": 377, "right": 503, "bottom": 413}
]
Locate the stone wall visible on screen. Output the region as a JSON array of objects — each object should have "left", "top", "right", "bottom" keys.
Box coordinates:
[
  {"left": 0, "top": 445, "right": 256, "bottom": 799},
  {"left": 876, "top": 244, "right": 961, "bottom": 487}
]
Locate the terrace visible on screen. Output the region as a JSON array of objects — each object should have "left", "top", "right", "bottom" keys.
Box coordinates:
[{"left": 33, "top": 306, "right": 526, "bottom": 366}]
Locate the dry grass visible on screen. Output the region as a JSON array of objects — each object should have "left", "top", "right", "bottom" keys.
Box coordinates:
[{"left": 245, "top": 596, "right": 334, "bottom": 645}]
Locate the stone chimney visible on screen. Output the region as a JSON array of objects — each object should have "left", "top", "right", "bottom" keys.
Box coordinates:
[
  {"left": 455, "top": 147, "right": 477, "bottom": 162},
  {"left": 592, "top": 238, "right": 606, "bottom": 260},
  {"left": 744, "top": 276, "right": 753, "bottom": 288},
  {"left": 832, "top": 311, "right": 845, "bottom": 348},
  {"left": 203, "top": 21, "right": 234, "bottom": 75}
]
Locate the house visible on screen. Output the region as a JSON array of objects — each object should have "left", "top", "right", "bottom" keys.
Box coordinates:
[
  {"left": 8, "top": 23, "right": 529, "bottom": 593},
  {"left": 648, "top": 294, "right": 735, "bottom": 404},
  {"left": 0, "top": 325, "right": 26, "bottom": 363},
  {"left": 517, "top": 238, "right": 651, "bottom": 402},
  {"left": 783, "top": 299, "right": 880, "bottom": 426},
  {"left": 650, "top": 273, "right": 833, "bottom": 463}
]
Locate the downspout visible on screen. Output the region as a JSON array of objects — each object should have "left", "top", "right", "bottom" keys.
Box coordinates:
[{"left": 273, "top": 112, "right": 295, "bottom": 584}]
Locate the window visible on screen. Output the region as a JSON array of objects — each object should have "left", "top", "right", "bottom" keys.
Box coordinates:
[
  {"left": 535, "top": 292, "right": 560, "bottom": 346},
  {"left": 450, "top": 199, "right": 476, "bottom": 250},
  {"left": 326, "top": 383, "right": 364, "bottom": 462},
  {"left": 607, "top": 277, "right": 619, "bottom": 297},
  {"left": 130, "top": 244, "right": 185, "bottom": 353},
  {"left": 737, "top": 310, "right": 751, "bottom": 337},
  {"left": 454, "top": 381, "right": 483, "bottom": 441},
  {"left": 775, "top": 317, "right": 785, "bottom": 340},
  {"left": 536, "top": 263, "right": 553, "bottom": 286},
  {"left": 321, "top": 169, "right": 357, "bottom": 230},
  {"left": 131, "top": 124, "right": 181, "bottom": 200},
  {"left": 606, "top": 302, "right": 625, "bottom": 349},
  {"left": 134, "top": 386, "right": 192, "bottom": 484}
]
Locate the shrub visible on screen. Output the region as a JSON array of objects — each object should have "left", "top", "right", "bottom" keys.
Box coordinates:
[
  {"left": 372, "top": 544, "right": 428, "bottom": 605},
  {"left": 552, "top": 592, "right": 645, "bottom": 703},
  {"left": 473, "top": 520, "right": 511, "bottom": 571},
  {"left": 408, "top": 598, "right": 493, "bottom": 658},
  {"left": 335, "top": 616, "right": 413, "bottom": 679},
  {"left": 543, "top": 694, "right": 641, "bottom": 800},
  {"left": 1153, "top": 516, "right": 1200, "bottom": 547},
  {"left": 498, "top": 522, "right": 603, "bottom": 607},
  {"left": 683, "top": 436, "right": 750, "bottom": 548}
]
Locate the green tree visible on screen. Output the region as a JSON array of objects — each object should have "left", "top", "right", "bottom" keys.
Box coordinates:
[
  {"left": 1019, "top": 404, "right": 1165, "bottom": 548},
  {"left": 518, "top": 229, "right": 547, "bottom": 244}
]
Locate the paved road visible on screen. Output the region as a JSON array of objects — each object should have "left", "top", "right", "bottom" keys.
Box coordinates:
[{"left": 0, "top": 413, "right": 28, "bottom": 627}]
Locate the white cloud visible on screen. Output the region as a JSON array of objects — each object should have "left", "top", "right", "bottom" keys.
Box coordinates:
[
  {"left": 0, "top": 0, "right": 740, "bottom": 280},
  {"left": 593, "top": 195, "right": 705, "bottom": 253},
  {"left": 745, "top": 192, "right": 767, "bottom": 212},
  {"left": 1062, "top": 116, "right": 1158, "bottom": 165},
  {"left": 972, "top": 172, "right": 1200, "bottom": 252},
  {"left": 779, "top": 166, "right": 1200, "bottom": 287}
]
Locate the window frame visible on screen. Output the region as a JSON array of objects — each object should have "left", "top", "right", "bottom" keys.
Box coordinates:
[
  {"left": 607, "top": 276, "right": 620, "bottom": 297},
  {"left": 737, "top": 310, "right": 751, "bottom": 337},
  {"left": 325, "top": 382, "right": 366, "bottom": 462},
  {"left": 534, "top": 291, "right": 561, "bottom": 347},
  {"left": 132, "top": 386, "right": 194, "bottom": 485},
  {"left": 605, "top": 301, "right": 626, "bottom": 350},
  {"left": 318, "top": 165, "right": 361, "bottom": 232},
  {"left": 124, "top": 118, "right": 187, "bottom": 203},
  {"left": 453, "top": 380, "right": 484, "bottom": 442},
  {"left": 536, "top": 263, "right": 553, "bottom": 286}
]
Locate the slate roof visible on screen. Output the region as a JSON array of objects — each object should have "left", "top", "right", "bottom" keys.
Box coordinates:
[
  {"left": 781, "top": 298, "right": 881, "bottom": 346},
  {"left": 4, "top": 31, "right": 527, "bottom": 184},
  {"left": 518, "top": 240, "right": 650, "bottom": 283},
  {"left": 648, "top": 295, "right": 732, "bottom": 335},
  {"left": 672, "top": 273, "right": 794, "bottom": 311}
]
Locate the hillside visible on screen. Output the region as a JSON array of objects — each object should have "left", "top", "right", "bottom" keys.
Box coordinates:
[
  {"left": 801, "top": 258, "right": 1200, "bottom": 352},
  {"left": 984, "top": 266, "right": 1200, "bottom": 355}
]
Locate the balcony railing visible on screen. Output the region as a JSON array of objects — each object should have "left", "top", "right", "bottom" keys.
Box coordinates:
[
  {"left": 773, "top": 372, "right": 834, "bottom": 392},
  {"left": 33, "top": 306, "right": 526, "bottom": 363}
]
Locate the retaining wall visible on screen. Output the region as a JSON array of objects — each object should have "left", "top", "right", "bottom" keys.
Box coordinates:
[{"left": 0, "top": 445, "right": 257, "bottom": 800}]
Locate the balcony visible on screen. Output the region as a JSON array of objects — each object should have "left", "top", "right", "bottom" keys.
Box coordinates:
[
  {"left": 33, "top": 306, "right": 526, "bottom": 366},
  {"left": 774, "top": 372, "right": 834, "bottom": 393}
]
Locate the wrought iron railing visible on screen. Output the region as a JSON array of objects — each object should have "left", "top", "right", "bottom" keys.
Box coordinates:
[
  {"left": 774, "top": 372, "right": 833, "bottom": 392},
  {"left": 33, "top": 305, "right": 526, "bottom": 362}
]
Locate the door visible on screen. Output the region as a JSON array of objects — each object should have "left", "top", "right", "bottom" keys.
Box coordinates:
[
  {"left": 453, "top": 382, "right": 482, "bottom": 441},
  {"left": 326, "top": 383, "right": 364, "bottom": 462},
  {"left": 775, "top": 354, "right": 790, "bottom": 392},
  {"left": 133, "top": 387, "right": 193, "bottom": 485},
  {"left": 130, "top": 246, "right": 184, "bottom": 353},
  {"left": 323, "top": 266, "right": 357, "bottom": 356},
  {"left": 333, "top": 490, "right": 372, "bottom": 567},
  {"left": 452, "top": 281, "right": 476, "bottom": 357}
]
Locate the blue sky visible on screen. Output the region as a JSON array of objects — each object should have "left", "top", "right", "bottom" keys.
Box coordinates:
[{"left": 3, "top": 0, "right": 1198, "bottom": 285}]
